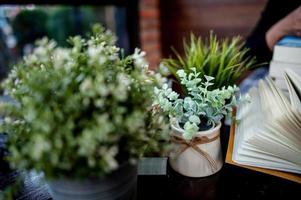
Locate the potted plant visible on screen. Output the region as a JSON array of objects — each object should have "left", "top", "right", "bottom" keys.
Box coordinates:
[
  {"left": 154, "top": 68, "right": 239, "bottom": 177},
  {"left": 0, "top": 25, "right": 169, "bottom": 200},
  {"left": 161, "top": 33, "right": 257, "bottom": 92}
]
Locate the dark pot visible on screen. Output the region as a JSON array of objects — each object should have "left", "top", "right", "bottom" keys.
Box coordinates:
[{"left": 47, "top": 163, "right": 137, "bottom": 200}]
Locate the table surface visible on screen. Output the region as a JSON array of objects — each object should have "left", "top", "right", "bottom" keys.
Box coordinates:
[{"left": 1, "top": 126, "right": 301, "bottom": 200}]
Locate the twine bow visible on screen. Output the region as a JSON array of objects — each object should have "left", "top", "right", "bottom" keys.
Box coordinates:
[{"left": 170, "top": 134, "right": 220, "bottom": 173}]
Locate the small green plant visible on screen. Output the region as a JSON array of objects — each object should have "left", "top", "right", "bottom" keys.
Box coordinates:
[
  {"left": 162, "top": 33, "right": 257, "bottom": 90},
  {"left": 0, "top": 24, "right": 169, "bottom": 179},
  {"left": 154, "top": 68, "right": 238, "bottom": 140}
]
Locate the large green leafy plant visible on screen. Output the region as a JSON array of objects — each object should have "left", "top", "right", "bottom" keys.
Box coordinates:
[
  {"left": 162, "top": 33, "right": 257, "bottom": 90},
  {"left": 0, "top": 25, "right": 169, "bottom": 179},
  {"left": 154, "top": 68, "right": 238, "bottom": 140}
]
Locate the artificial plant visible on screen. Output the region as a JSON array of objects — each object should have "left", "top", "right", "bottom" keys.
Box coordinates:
[
  {"left": 162, "top": 33, "right": 257, "bottom": 90},
  {"left": 0, "top": 24, "right": 169, "bottom": 179},
  {"left": 154, "top": 68, "right": 239, "bottom": 140}
]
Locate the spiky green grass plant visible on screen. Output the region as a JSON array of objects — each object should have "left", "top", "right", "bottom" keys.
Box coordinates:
[{"left": 162, "top": 33, "right": 257, "bottom": 90}]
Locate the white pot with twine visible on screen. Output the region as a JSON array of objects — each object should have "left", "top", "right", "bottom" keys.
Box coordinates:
[{"left": 169, "top": 120, "right": 223, "bottom": 177}]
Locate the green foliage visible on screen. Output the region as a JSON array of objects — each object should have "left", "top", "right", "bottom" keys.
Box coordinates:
[
  {"left": 0, "top": 24, "right": 169, "bottom": 179},
  {"left": 162, "top": 33, "right": 257, "bottom": 90},
  {"left": 154, "top": 68, "right": 238, "bottom": 140},
  {"left": 47, "top": 7, "right": 97, "bottom": 46}
]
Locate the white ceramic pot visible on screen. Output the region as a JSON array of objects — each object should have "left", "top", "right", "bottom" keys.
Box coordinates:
[
  {"left": 47, "top": 163, "right": 137, "bottom": 200},
  {"left": 169, "top": 121, "right": 223, "bottom": 177}
]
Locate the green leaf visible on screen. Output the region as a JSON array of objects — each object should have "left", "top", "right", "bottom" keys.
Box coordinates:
[
  {"left": 189, "top": 115, "right": 200, "bottom": 125},
  {"left": 161, "top": 32, "right": 257, "bottom": 89}
]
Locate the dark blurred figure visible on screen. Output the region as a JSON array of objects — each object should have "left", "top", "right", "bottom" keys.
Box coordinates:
[
  {"left": 12, "top": 9, "right": 48, "bottom": 56},
  {"left": 48, "top": 7, "right": 96, "bottom": 47},
  {"left": 240, "top": 0, "right": 300, "bottom": 94},
  {"left": 245, "top": 0, "right": 301, "bottom": 64},
  {"left": 0, "top": 29, "right": 10, "bottom": 82}
]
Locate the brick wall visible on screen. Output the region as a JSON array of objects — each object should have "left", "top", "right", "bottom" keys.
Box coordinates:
[
  {"left": 139, "top": 0, "right": 161, "bottom": 70},
  {"left": 160, "top": 0, "right": 267, "bottom": 58},
  {"left": 138, "top": 0, "right": 267, "bottom": 70}
]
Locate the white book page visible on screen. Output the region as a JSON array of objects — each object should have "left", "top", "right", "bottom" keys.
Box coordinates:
[
  {"left": 235, "top": 122, "right": 301, "bottom": 173},
  {"left": 234, "top": 87, "right": 267, "bottom": 163},
  {"left": 284, "top": 70, "right": 301, "bottom": 111},
  {"left": 248, "top": 130, "right": 301, "bottom": 166},
  {"left": 234, "top": 118, "right": 301, "bottom": 173},
  {"left": 233, "top": 79, "right": 301, "bottom": 174},
  {"left": 233, "top": 88, "right": 262, "bottom": 161},
  {"left": 260, "top": 79, "right": 301, "bottom": 138},
  {"left": 265, "top": 79, "right": 291, "bottom": 112},
  {"left": 269, "top": 61, "right": 301, "bottom": 79},
  {"left": 237, "top": 144, "right": 301, "bottom": 173}
]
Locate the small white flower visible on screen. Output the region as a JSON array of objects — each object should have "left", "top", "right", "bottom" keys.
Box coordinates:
[
  {"left": 117, "top": 73, "right": 131, "bottom": 87},
  {"left": 94, "top": 99, "right": 104, "bottom": 107},
  {"left": 98, "top": 55, "right": 107, "bottom": 65},
  {"left": 34, "top": 46, "right": 47, "bottom": 57},
  {"left": 24, "top": 54, "right": 38, "bottom": 65},
  {"left": 14, "top": 79, "right": 20, "bottom": 86},
  {"left": 97, "top": 85, "right": 109, "bottom": 97},
  {"left": 132, "top": 48, "right": 149, "bottom": 69},
  {"left": 113, "top": 84, "right": 128, "bottom": 101},
  {"left": 80, "top": 78, "right": 93, "bottom": 92},
  {"left": 108, "top": 54, "right": 118, "bottom": 61},
  {"left": 47, "top": 40, "right": 57, "bottom": 50},
  {"left": 87, "top": 46, "right": 99, "bottom": 58},
  {"left": 4, "top": 117, "right": 12, "bottom": 123}
]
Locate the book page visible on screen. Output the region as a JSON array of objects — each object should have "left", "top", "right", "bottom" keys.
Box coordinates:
[
  {"left": 285, "top": 69, "right": 301, "bottom": 104},
  {"left": 234, "top": 78, "right": 301, "bottom": 174},
  {"left": 284, "top": 73, "right": 301, "bottom": 111}
]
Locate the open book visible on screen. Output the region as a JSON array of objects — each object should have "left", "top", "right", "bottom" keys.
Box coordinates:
[{"left": 228, "top": 69, "right": 301, "bottom": 183}]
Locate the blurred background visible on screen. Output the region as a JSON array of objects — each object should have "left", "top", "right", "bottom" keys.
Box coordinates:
[{"left": 0, "top": 0, "right": 267, "bottom": 79}]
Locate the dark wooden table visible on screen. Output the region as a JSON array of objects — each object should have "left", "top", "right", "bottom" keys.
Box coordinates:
[{"left": 1, "top": 126, "right": 301, "bottom": 200}]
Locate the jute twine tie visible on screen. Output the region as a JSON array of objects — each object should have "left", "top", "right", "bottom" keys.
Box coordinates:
[{"left": 170, "top": 133, "right": 220, "bottom": 173}]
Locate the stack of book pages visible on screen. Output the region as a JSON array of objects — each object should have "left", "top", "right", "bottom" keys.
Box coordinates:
[
  {"left": 232, "top": 69, "right": 301, "bottom": 178},
  {"left": 269, "top": 36, "right": 301, "bottom": 90}
]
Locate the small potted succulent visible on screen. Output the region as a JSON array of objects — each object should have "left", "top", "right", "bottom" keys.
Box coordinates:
[
  {"left": 0, "top": 25, "right": 169, "bottom": 200},
  {"left": 154, "top": 68, "right": 239, "bottom": 177}
]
